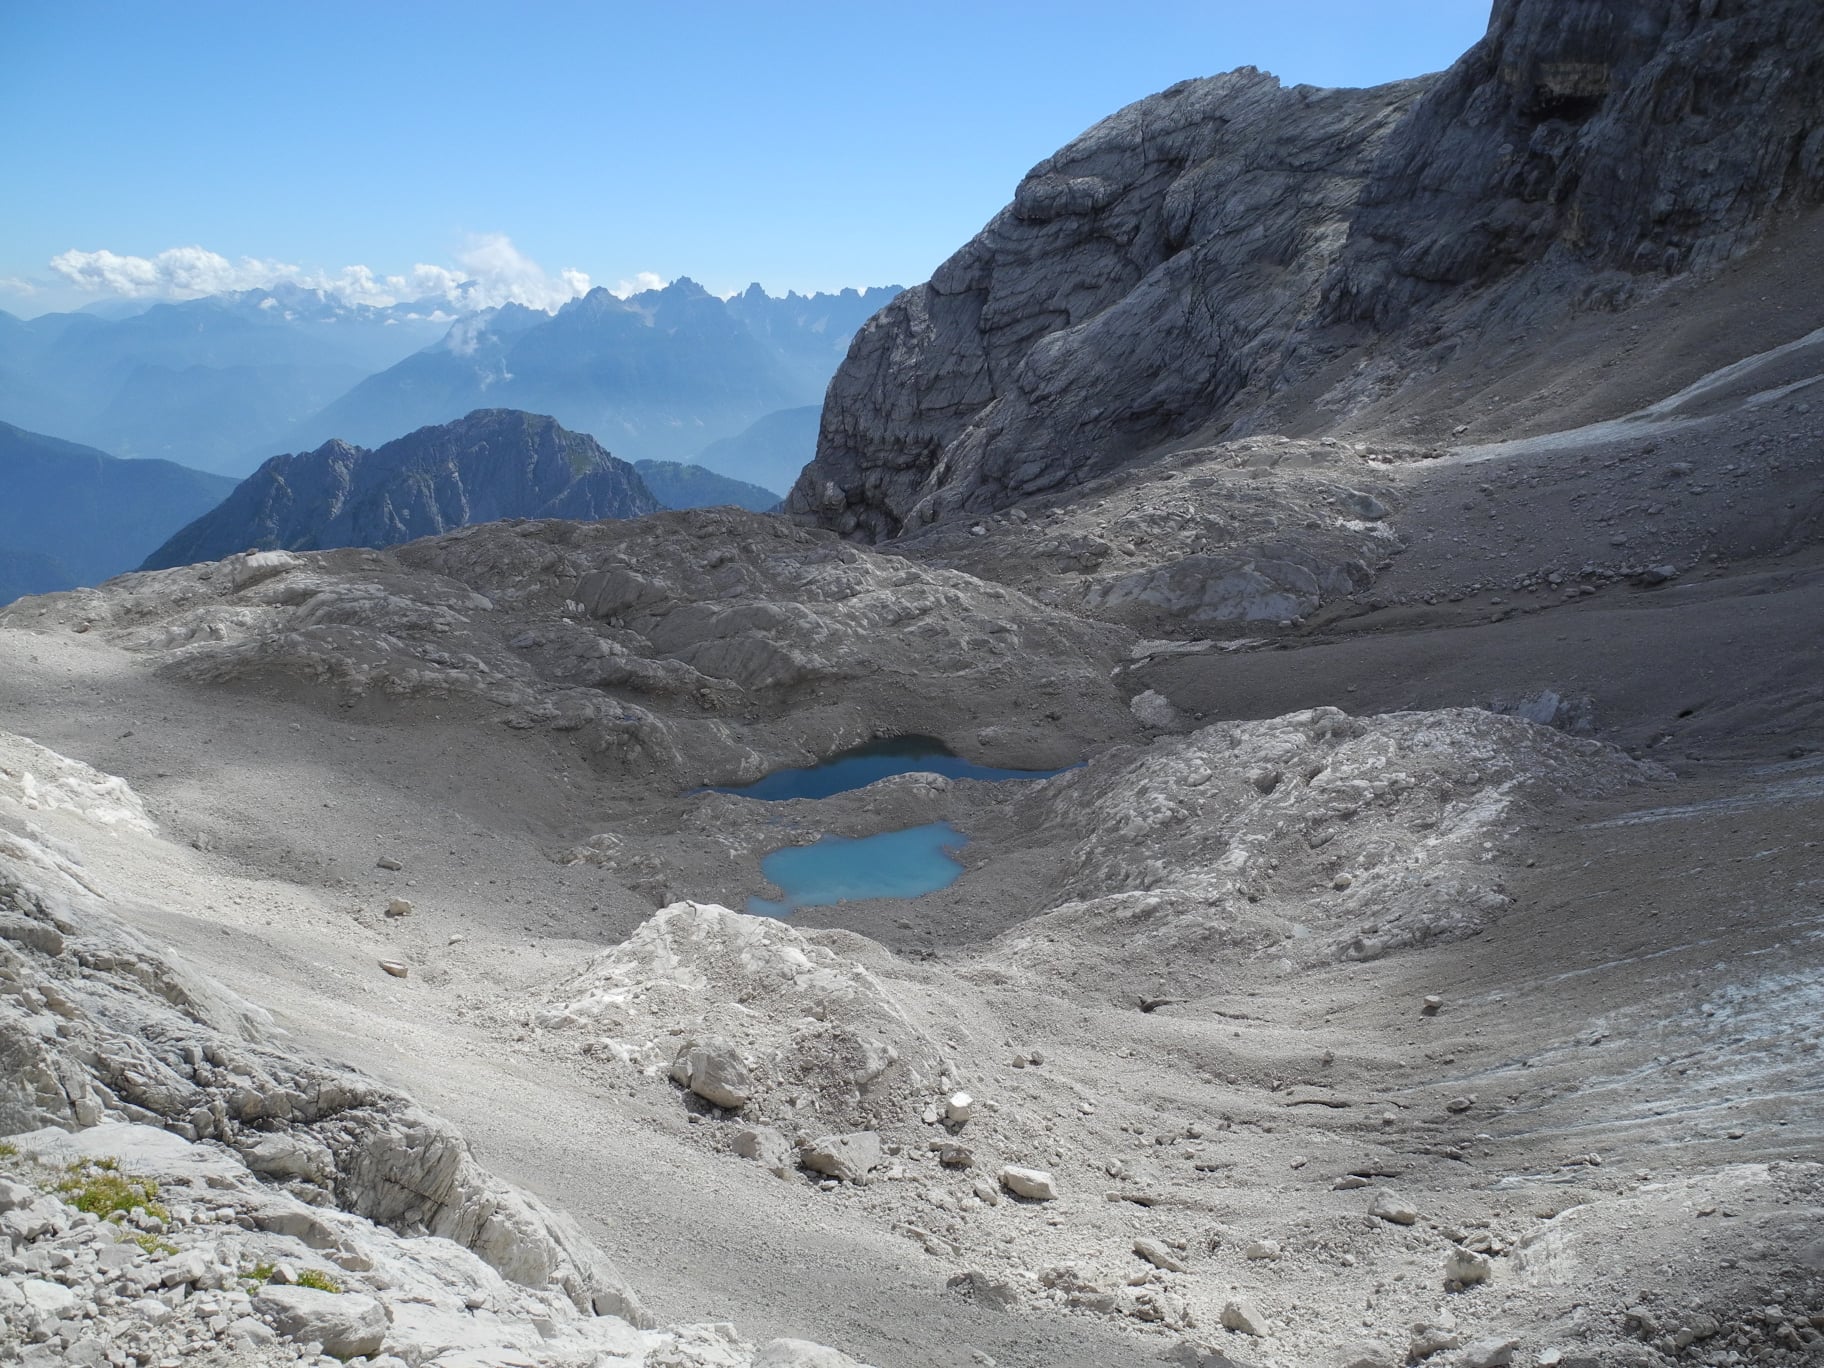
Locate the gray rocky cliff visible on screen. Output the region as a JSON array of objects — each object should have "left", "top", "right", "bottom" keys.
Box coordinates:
[
  {"left": 790, "top": 0, "right": 1824, "bottom": 541},
  {"left": 142, "top": 409, "right": 660, "bottom": 570}
]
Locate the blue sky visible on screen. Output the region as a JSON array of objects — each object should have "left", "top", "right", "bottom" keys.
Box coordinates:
[{"left": 1, "top": 1, "right": 1493, "bottom": 316}]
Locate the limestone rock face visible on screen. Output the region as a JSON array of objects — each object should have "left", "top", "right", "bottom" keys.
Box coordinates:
[
  {"left": 1323, "top": 0, "right": 1824, "bottom": 330},
  {"left": 791, "top": 69, "right": 1422, "bottom": 539},
  {"left": 792, "top": 0, "right": 1824, "bottom": 539}
]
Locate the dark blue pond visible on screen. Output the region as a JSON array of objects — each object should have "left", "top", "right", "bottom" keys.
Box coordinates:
[
  {"left": 747, "top": 821, "right": 969, "bottom": 917},
  {"left": 708, "top": 735, "right": 1071, "bottom": 802}
]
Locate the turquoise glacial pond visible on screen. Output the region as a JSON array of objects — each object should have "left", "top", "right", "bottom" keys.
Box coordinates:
[
  {"left": 747, "top": 820, "right": 969, "bottom": 918},
  {"left": 709, "top": 735, "right": 1070, "bottom": 802}
]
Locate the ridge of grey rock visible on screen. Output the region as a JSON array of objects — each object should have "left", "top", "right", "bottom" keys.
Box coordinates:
[{"left": 790, "top": 0, "right": 1824, "bottom": 540}]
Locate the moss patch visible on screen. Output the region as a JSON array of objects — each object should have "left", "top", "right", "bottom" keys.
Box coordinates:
[{"left": 55, "top": 1157, "right": 168, "bottom": 1223}]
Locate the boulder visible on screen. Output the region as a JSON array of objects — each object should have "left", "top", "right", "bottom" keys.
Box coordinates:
[
  {"left": 1444, "top": 1246, "right": 1493, "bottom": 1286},
  {"left": 1457, "top": 1338, "right": 1520, "bottom": 1368},
  {"left": 254, "top": 1285, "right": 388, "bottom": 1358},
  {"left": 732, "top": 1126, "right": 794, "bottom": 1179},
  {"left": 1369, "top": 1188, "right": 1419, "bottom": 1225},
  {"left": 799, "top": 1132, "right": 882, "bottom": 1184},
  {"left": 753, "top": 1341, "right": 866, "bottom": 1368},
  {"left": 1134, "top": 1238, "right": 1186, "bottom": 1272},
  {"left": 670, "top": 1036, "right": 753, "bottom": 1110},
  {"left": 998, "top": 1165, "right": 1059, "bottom": 1201},
  {"left": 1220, "top": 1297, "right": 1268, "bottom": 1336}
]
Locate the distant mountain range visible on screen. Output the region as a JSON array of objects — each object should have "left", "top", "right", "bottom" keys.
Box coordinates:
[
  {"left": 142, "top": 410, "right": 662, "bottom": 570},
  {"left": 632, "top": 461, "right": 779, "bottom": 513},
  {"left": 688, "top": 405, "right": 821, "bottom": 500},
  {"left": 0, "top": 286, "right": 451, "bottom": 471},
  {"left": 0, "top": 421, "right": 237, "bottom": 603},
  {"left": 286, "top": 280, "right": 898, "bottom": 474},
  {"left": 0, "top": 279, "right": 899, "bottom": 485}
]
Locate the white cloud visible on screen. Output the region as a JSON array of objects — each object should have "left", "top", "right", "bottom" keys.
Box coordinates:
[
  {"left": 44, "top": 234, "right": 598, "bottom": 314},
  {"left": 611, "top": 271, "right": 666, "bottom": 298},
  {"left": 0, "top": 275, "right": 39, "bottom": 297}
]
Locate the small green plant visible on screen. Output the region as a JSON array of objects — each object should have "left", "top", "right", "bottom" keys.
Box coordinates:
[
  {"left": 55, "top": 1158, "right": 167, "bottom": 1223},
  {"left": 0, "top": 1140, "right": 19, "bottom": 1161},
  {"left": 131, "top": 1233, "right": 178, "bottom": 1256},
  {"left": 242, "top": 1261, "right": 278, "bottom": 1285},
  {"left": 295, "top": 1268, "right": 343, "bottom": 1293}
]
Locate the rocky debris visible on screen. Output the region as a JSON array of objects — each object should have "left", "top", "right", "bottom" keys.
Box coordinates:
[
  {"left": 988, "top": 707, "right": 1657, "bottom": 992},
  {"left": 1243, "top": 1238, "right": 1281, "bottom": 1261},
  {"left": 799, "top": 1132, "right": 882, "bottom": 1185},
  {"left": 945, "top": 1270, "right": 1019, "bottom": 1312},
  {"left": 378, "top": 959, "right": 409, "bottom": 978},
  {"left": 384, "top": 898, "right": 412, "bottom": 918},
  {"left": 997, "top": 1166, "right": 1058, "bottom": 1201},
  {"left": 375, "top": 856, "right": 403, "bottom": 871},
  {"left": 793, "top": 0, "right": 1824, "bottom": 539},
  {"left": 531, "top": 900, "right": 946, "bottom": 1129},
  {"left": 670, "top": 1036, "right": 755, "bottom": 1110},
  {"left": 1368, "top": 1190, "right": 1420, "bottom": 1226},
  {"left": 883, "top": 435, "right": 1411, "bottom": 630}
]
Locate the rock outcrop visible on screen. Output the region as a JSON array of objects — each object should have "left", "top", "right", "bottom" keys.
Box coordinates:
[
  {"left": 791, "top": 0, "right": 1824, "bottom": 539},
  {"left": 25, "top": 508, "right": 1133, "bottom": 793},
  {"left": 991, "top": 706, "right": 1660, "bottom": 992},
  {"left": 142, "top": 410, "right": 660, "bottom": 571}
]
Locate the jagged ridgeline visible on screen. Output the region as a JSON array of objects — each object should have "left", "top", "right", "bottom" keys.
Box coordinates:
[
  {"left": 792, "top": 0, "right": 1824, "bottom": 539},
  {"left": 141, "top": 410, "right": 661, "bottom": 570}
]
